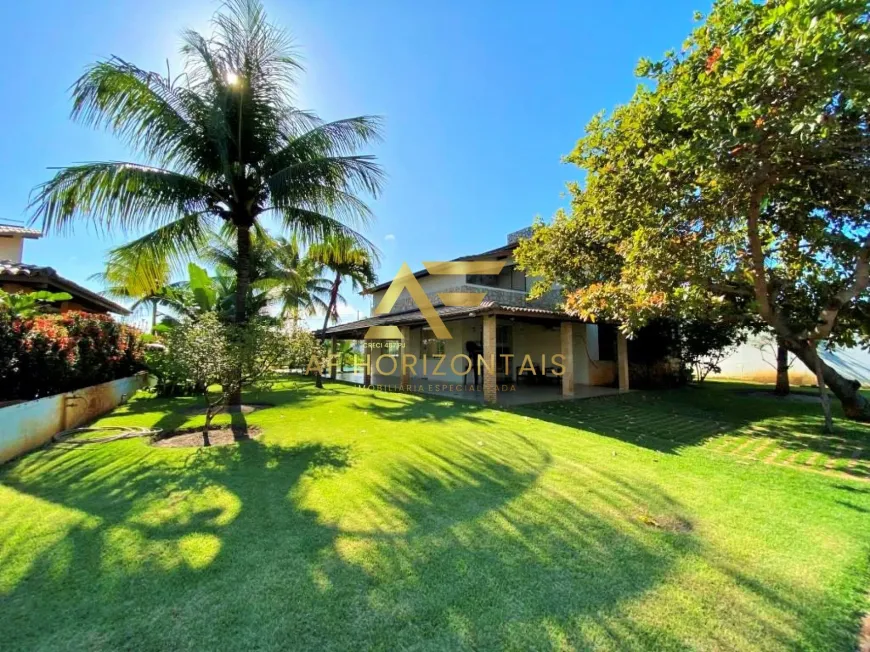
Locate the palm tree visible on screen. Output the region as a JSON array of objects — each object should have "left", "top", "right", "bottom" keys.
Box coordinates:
[
  {"left": 204, "top": 231, "right": 337, "bottom": 323},
  {"left": 309, "top": 234, "right": 377, "bottom": 388},
  {"left": 260, "top": 236, "right": 335, "bottom": 323},
  {"left": 92, "top": 249, "right": 172, "bottom": 330},
  {"left": 30, "top": 0, "right": 383, "bottom": 332}
]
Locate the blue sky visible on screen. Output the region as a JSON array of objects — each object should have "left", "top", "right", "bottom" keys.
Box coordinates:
[{"left": 0, "top": 0, "right": 707, "bottom": 327}]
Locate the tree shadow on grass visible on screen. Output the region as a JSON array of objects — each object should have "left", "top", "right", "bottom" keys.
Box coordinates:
[
  {"left": 514, "top": 386, "right": 870, "bottom": 460},
  {"left": 512, "top": 391, "right": 729, "bottom": 454},
  {"left": 352, "top": 391, "right": 495, "bottom": 425},
  {"left": 101, "top": 382, "right": 325, "bottom": 441},
  {"left": 0, "top": 423, "right": 836, "bottom": 650}
]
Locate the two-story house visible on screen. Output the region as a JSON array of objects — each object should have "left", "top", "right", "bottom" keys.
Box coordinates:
[{"left": 320, "top": 228, "right": 629, "bottom": 405}]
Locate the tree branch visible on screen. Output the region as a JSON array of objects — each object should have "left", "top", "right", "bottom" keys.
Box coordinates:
[{"left": 805, "top": 237, "right": 870, "bottom": 341}]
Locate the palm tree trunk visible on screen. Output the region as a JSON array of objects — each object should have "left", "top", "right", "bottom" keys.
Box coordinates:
[
  {"left": 315, "top": 273, "right": 341, "bottom": 389},
  {"left": 235, "top": 224, "right": 252, "bottom": 324},
  {"left": 229, "top": 224, "right": 252, "bottom": 405},
  {"left": 150, "top": 301, "right": 158, "bottom": 331}
]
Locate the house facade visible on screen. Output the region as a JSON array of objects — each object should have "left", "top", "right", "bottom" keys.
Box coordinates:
[
  {"left": 0, "top": 223, "right": 129, "bottom": 316},
  {"left": 320, "top": 229, "right": 629, "bottom": 405}
]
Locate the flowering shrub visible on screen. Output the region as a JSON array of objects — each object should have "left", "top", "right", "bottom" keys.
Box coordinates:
[{"left": 0, "top": 310, "right": 144, "bottom": 401}]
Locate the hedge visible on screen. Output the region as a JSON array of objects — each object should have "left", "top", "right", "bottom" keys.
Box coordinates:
[{"left": 0, "top": 310, "right": 145, "bottom": 401}]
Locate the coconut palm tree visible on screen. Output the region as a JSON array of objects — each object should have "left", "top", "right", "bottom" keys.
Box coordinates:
[
  {"left": 91, "top": 249, "right": 173, "bottom": 330},
  {"left": 203, "top": 231, "right": 336, "bottom": 322},
  {"left": 309, "top": 233, "right": 377, "bottom": 388},
  {"left": 261, "top": 236, "right": 336, "bottom": 323},
  {"left": 30, "top": 0, "right": 383, "bottom": 332}
]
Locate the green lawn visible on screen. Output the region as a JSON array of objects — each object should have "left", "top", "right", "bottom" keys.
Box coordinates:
[{"left": 1, "top": 380, "right": 869, "bottom": 651}]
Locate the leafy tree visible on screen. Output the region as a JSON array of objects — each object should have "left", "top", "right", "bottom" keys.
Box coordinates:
[
  {"left": 31, "top": 0, "right": 383, "bottom": 329},
  {"left": 680, "top": 318, "right": 746, "bottom": 383},
  {"left": 623, "top": 316, "right": 744, "bottom": 387},
  {"left": 164, "top": 312, "right": 290, "bottom": 443},
  {"left": 284, "top": 325, "right": 320, "bottom": 371},
  {"left": 516, "top": 0, "right": 870, "bottom": 423}
]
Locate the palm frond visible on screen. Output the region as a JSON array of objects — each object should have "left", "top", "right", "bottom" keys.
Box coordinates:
[
  {"left": 70, "top": 57, "right": 213, "bottom": 172},
  {"left": 268, "top": 207, "right": 376, "bottom": 254},
  {"left": 93, "top": 247, "right": 172, "bottom": 300},
  {"left": 30, "top": 161, "right": 221, "bottom": 234},
  {"left": 267, "top": 155, "right": 384, "bottom": 203},
  {"left": 271, "top": 116, "right": 384, "bottom": 160},
  {"left": 109, "top": 212, "right": 213, "bottom": 279},
  {"left": 212, "top": 0, "right": 301, "bottom": 101}
]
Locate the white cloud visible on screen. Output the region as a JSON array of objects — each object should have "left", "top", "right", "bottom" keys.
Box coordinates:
[{"left": 384, "top": 233, "right": 396, "bottom": 242}]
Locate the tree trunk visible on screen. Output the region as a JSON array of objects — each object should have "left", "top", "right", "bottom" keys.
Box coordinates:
[
  {"left": 785, "top": 339, "right": 870, "bottom": 422},
  {"left": 203, "top": 405, "right": 215, "bottom": 447},
  {"left": 151, "top": 301, "right": 158, "bottom": 331},
  {"left": 229, "top": 224, "right": 252, "bottom": 405},
  {"left": 235, "top": 224, "right": 252, "bottom": 324},
  {"left": 315, "top": 273, "right": 341, "bottom": 389},
  {"left": 774, "top": 338, "right": 790, "bottom": 396},
  {"left": 812, "top": 345, "right": 834, "bottom": 433}
]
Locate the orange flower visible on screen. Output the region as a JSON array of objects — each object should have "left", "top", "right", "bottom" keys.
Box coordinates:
[{"left": 705, "top": 46, "right": 722, "bottom": 72}]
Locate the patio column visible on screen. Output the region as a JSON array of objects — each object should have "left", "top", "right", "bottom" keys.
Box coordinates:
[
  {"left": 560, "top": 322, "right": 574, "bottom": 397},
  {"left": 329, "top": 336, "right": 337, "bottom": 379},
  {"left": 400, "top": 326, "right": 411, "bottom": 387},
  {"left": 617, "top": 331, "right": 629, "bottom": 392},
  {"left": 482, "top": 314, "right": 497, "bottom": 404},
  {"left": 363, "top": 342, "right": 372, "bottom": 386}
]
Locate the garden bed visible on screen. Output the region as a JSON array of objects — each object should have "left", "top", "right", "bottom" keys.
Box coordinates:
[{"left": 153, "top": 425, "right": 262, "bottom": 448}]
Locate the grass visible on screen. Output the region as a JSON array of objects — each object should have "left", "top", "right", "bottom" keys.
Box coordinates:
[{"left": 1, "top": 379, "right": 869, "bottom": 650}]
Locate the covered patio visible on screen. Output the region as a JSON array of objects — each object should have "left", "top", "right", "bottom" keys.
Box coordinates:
[{"left": 320, "top": 301, "right": 630, "bottom": 406}]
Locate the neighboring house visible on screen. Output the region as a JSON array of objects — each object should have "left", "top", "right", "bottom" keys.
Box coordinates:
[
  {"left": 0, "top": 223, "right": 129, "bottom": 316},
  {"left": 320, "top": 228, "right": 629, "bottom": 405}
]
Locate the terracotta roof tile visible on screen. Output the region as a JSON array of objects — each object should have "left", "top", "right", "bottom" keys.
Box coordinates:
[
  {"left": 0, "top": 224, "right": 42, "bottom": 238},
  {"left": 0, "top": 260, "right": 130, "bottom": 315}
]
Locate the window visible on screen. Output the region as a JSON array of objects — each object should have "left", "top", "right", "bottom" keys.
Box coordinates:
[
  {"left": 421, "top": 328, "right": 446, "bottom": 357},
  {"left": 467, "top": 273, "right": 500, "bottom": 288},
  {"left": 467, "top": 265, "right": 527, "bottom": 292},
  {"left": 510, "top": 267, "right": 527, "bottom": 291}
]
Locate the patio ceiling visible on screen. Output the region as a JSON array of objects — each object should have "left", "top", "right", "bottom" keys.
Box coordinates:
[{"left": 319, "top": 300, "right": 593, "bottom": 340}]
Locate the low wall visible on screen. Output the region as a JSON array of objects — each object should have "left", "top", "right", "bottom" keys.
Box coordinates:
[
  {"left": 588, "top": 360, "right": 617, "bottom": 386},
  {"left": 0, "top": 373, "right": 148, "bottom": 464}
]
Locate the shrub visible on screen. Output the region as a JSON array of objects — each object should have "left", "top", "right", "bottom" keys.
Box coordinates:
[
  {"left": 285, "top": 327, "right": 320, "bottom": 372},
  {"left": 0, "top": 310, "right": 145, "bottom": 401},
  {"left": 145, "top": 347, "right": 194, "bottom": 398}
]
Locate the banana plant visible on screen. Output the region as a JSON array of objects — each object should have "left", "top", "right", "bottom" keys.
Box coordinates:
[{"left": 0, "top": 290, "right": 73, "bottom": 318}]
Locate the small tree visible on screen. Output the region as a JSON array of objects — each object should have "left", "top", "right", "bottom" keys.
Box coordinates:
[
  {"left": 167, "top": 313, "right": 290, "bottom": 444},
  {"left": 681, "top": 319, "right": 746, "bottom": 384}
]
